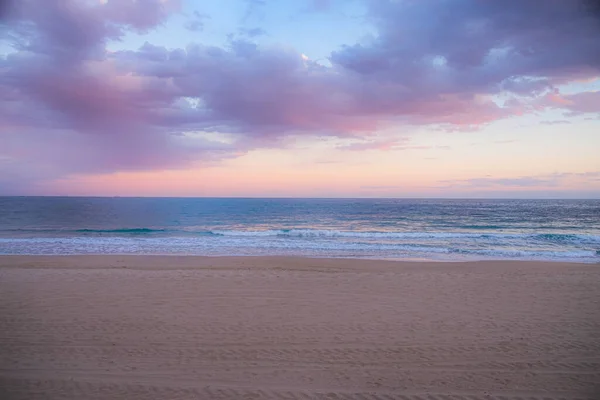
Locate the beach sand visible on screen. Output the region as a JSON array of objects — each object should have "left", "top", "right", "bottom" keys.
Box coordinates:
[{"left": 1, "top": 256, "right": 599, "bottom": 399}]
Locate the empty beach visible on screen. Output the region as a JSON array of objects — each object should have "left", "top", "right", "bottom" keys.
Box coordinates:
[{"left": 1, "top": 255, "right": 599, "bottom": 399}]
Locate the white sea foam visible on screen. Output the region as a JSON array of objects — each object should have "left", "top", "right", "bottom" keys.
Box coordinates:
[
  {"left": 0, "top": 235, "right": 597, "bottom": 262},
  {"left": 211, "top": 229, "right": 600, "bottom": 243}
]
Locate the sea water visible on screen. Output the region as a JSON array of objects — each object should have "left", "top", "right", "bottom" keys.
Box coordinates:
[{"left": 0, "top": 197, "right": 598, "bottom": 262}]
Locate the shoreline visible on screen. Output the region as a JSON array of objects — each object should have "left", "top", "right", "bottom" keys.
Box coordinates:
[{"left": 0, "top": 254, "right": 598, "bottom": 270}]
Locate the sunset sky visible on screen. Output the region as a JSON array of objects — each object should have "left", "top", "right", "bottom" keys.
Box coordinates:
[{"left": 1, "top": 0, "right": 599, "bottom": 198}]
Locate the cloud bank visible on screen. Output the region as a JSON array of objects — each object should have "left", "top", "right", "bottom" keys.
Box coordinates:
[{"left": 1, "top": 0, "right": 599, "bottom": 191}]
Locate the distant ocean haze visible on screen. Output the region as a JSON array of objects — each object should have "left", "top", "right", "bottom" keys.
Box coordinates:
[{"left": 0, "top": 197, "right": 599, "bottom": 262}]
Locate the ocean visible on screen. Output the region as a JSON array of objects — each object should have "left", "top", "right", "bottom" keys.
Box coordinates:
[{"left": 0, "top": 197, "right": 598, "bottom": 262}]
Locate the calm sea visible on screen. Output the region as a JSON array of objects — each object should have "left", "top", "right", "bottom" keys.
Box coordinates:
[{"left": 0, "top": 197, "right": 599, "bottom": 262}]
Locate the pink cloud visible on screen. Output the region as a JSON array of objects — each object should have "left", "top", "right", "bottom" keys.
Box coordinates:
[{"left": 538, "top": 89, "right": 600, "bottom": 115}]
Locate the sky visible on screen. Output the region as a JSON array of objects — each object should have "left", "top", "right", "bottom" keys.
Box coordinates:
[{"left": 0, "top": 0, "right": 599, "bottom": 198}]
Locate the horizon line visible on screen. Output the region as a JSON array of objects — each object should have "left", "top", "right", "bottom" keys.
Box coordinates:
[{"left": 1, "top": 195, "right": 599, "bottom": 200}]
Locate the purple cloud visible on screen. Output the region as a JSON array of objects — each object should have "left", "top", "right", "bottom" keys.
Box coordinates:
[
  {"left": 185, "top": 11, "right": 210, "bottom": 32},
  {"left": 1, "top": 0, "right": 599, "bottom": 192},
  {"left": 238, "top": 27, "right": 267, "bottom": 38},
  {"left": 540, "top": 120, "right": 572, "bottom": 126},
  {"left": 331, "top": 0, "right": 599, "bottom": 91},
  {"left": 439, "top": 171, "right": 600, "bottom": 189}
]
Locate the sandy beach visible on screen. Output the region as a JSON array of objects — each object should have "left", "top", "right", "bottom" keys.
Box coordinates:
[{"left": 1, "top": 256, "right": 599, "bottom": 400}]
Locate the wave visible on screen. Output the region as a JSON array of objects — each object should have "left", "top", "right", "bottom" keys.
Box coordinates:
[
  {"left": 0, "top": 236, "right": 597, "bottom": 261},
  {"left": 0, "top": 228, "right": 170, "bottom": 234},
  {"left": 1, "top": 227, "right": 599, "bottom": 245},
  {"left": 212, "top": 229, "right": 486, "bottom": 238},
  {"left": 1, "top": 230, "right": 598, "bottom": 261},
  {"left": 448, "top": 248, "right": 597, "bottom": 260},
  {"left": 211, "top": 229, "right": 600, "bottom": 243},
  {"left": 440, "top": 224, "right": 507, "bottom": 230},
  {"left": 533, "top": 233, "right": 587, "bottom": 242},
  {"left": 76, "top": 228, "right": 169, "bottom": 234}
]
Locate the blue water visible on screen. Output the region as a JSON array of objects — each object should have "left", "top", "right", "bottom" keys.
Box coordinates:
[{"left": 0, "top": 197, "right": 599, "bottom": 262}]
